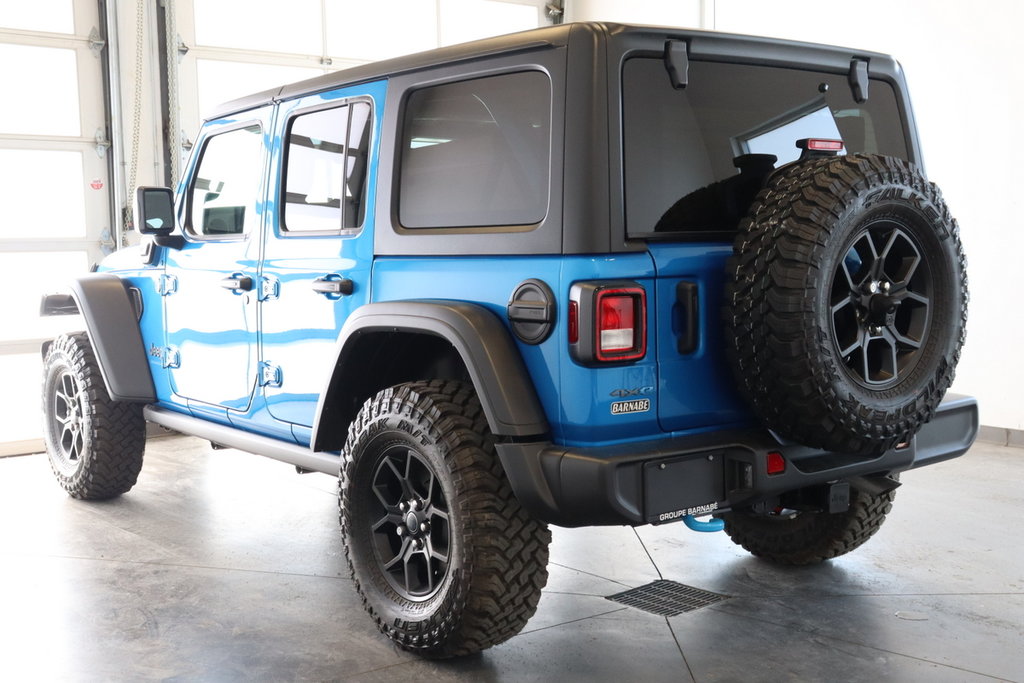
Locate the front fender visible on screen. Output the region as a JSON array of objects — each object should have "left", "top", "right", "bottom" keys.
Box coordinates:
[
  {"left": 40, "top": 274, "right": 155, "bottom": 403},
  {"left": 311, "top": 301, "right": 549, "bottom": 451}
]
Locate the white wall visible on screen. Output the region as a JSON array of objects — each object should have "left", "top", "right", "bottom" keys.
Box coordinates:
[
  {"left": 570, "top": 0, "right": 1024, "bottom": 430},
  {"left": 565, "top": 0, "right": 705, "bottom": 26}
]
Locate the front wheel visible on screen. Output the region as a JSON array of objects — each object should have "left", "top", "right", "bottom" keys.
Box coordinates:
[
  {"left": 42, "top": 332, "right": 146, "bottom": 499},
  {"left": 339, "top": 380, "right": 550, "bottom": 657}
]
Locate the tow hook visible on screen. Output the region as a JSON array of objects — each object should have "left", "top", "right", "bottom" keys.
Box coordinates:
[{"left": 683, "top": 515, "right": 725, "bottom": 532}]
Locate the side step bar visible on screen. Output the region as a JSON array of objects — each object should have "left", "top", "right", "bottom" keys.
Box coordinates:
[{"left": 144, "top": 406, "right": 340, "bottom": 475}]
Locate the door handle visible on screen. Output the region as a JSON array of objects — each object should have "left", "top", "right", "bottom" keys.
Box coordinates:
[
  {"left": 311, "top": 276, "right": 354, "bottom": 296},
  {"left": 220, "top": 275, "right": 253, "bottom": 292}
]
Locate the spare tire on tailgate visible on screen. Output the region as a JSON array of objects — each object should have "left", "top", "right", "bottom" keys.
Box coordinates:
[{"left": 724, "top": 154, "right": 968, "bottom": 454}]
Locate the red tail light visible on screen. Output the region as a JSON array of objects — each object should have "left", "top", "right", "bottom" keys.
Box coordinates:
[
  {"left": 569, "top": 281, "right": 648, "bottom": 365},
  {"left": 595, "top": 287, "right": 646, "bottom": 362}
]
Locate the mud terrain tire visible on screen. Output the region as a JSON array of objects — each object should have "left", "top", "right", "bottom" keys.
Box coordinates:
[
  {"left": 722, "top": 481, "right": 897, "bottom": 565},
  {"left": 42, "top": 332, "right": 146, "bottom": 499},
  {"left": 339, "top": 380, "right": 550, "bottom": 657},
  {"left": 725, "top": 154, "right": 968, "bottom": 453}
]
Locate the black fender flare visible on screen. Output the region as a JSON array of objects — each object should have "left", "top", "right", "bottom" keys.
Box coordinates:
[
  {"left": 40, "top": 274, "right": 156, "bottom": 403},
  {"left": 311, "top": 301, "right": 549, "bottom": 452}
]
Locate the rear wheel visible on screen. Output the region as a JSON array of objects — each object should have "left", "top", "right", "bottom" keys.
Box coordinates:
[
  {"left": 722, "top": 481, "right": 897, "bottom": 565},
  {"left": 339, "top": 380, "right": 550, "bottom": 657},
  {"left": 42, "top": 332, "right": 146, "bottom": 499}
]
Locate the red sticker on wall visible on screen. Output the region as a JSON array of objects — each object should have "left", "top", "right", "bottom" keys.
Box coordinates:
[{"left": 90, "top": 179, "right": 104, "bottom": 190}]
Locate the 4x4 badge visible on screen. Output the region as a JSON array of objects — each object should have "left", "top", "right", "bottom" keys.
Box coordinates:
[{"left": 610, "top": 386, "right": 653, "bottom": 398}]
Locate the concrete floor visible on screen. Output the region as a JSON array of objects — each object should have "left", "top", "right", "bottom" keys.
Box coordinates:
[{"left": 0, "top": 436, "right": 1021, "bottom": 682}]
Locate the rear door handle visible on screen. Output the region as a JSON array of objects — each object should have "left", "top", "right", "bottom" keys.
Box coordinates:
[
  {"left": 220, "top": 275, "right": 253, "bottom": 292},
  {"left": 311, "top": 276, "right": 354, "bottom": 296}
]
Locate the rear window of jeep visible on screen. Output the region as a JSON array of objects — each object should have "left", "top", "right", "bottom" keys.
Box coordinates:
[
  {"left": 398, "top": 70, "right": 551, "bottom": 229},
  {"left": 622, "top": 58, "right": 909, "bottom": 237},
  {"left": 282, "top": 100, "right": 373, "bottom": 234}
]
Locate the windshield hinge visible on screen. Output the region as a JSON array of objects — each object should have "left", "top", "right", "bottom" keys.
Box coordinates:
[
  {"left": 664, "top": 40, "right": 689, "bottom": 89},
  {"left": 849, "top": 58, "right": 870, "bottom": 103}
]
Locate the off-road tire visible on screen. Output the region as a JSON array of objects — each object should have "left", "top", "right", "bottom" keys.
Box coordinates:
[
  {"left": 722, "top": 482, "right": 897, "bottom": 565},
  {"left": 725, "top": 154, "right": 968, "bottom": 453},
  {"left": 42, "top": 332, "right": 146, "bottom": 499},
  {"left": 339, "top": 380, "right": 550, "bottom": 657}
]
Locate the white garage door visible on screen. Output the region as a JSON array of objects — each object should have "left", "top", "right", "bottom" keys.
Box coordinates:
[
  {"left": 0, "top": 0, "right": 548, "bottom": 456},
  {"left": 0, "top": 2, "right": 111, "bottom": 456},
  {"left": 176, "top": 0, "right": 548, "bottom": 145}
]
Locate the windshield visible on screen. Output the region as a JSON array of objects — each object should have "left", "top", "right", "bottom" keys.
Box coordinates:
[{"left": 622, "top": 58, "right": 909, "bottom": 238}]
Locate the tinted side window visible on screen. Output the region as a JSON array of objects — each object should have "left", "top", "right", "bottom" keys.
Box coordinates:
[
  {"left": 399, "top": 71, "right": 550, "bottom": 229},
  {"left": 283, "top": 100, "right": 372, "bottom": 233},
  {"left": 189, "top": 124, "right": 263, "bottom": 237}
]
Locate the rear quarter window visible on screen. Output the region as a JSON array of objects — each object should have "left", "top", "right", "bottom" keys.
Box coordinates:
[
  {"left": 282, "top": 100, "right": 373, "bottom": 234},
  {"left": 398, "top": 70, "right": 551, "bottom": 229}
]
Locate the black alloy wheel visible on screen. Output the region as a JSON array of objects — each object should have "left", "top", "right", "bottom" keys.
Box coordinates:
[
  {"left": 368, "top": 444, "right": 451, "bottom": 601},
  {"left": 830, "top": 222, "right": 932, "bottom": 388}
]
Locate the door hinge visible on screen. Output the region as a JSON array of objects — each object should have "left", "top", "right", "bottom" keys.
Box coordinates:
[
  {"left": 258, "top": 362, "right": 282, "bottom": 388},
  {"left": 160, "top": 346, "right": 180, "bottom": 369},
  {"left": 159, "top": 274, "right": 178, "bottom": 296},
  {"left": 259, "top": 275, "right": 280, "bottom": 301}
]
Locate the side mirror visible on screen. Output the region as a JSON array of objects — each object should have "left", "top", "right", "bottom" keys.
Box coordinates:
[{"left": 135, "top": 186, "right": 176, "bottom": 235}]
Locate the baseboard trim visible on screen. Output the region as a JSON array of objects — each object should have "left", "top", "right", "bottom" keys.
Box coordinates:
[
  {"left": 0, "top": 439, "right": 44, "bottom": 458},
  {"left": 977, "top": 425, "right": 1024, "bottom": 448}
]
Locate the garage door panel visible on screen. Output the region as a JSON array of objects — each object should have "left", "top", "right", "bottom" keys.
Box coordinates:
[
  {"left": 324, "top": 1, "right": 437, "bottom": 60},
  {"left": 0, "top": 43, "right": 81, "bottom": 137},
  {"left": 195, "top": 59, "right": 322, "bottom": 120},
  {"left": 0, "top": 251, "right": 88, "bottom": 343},
  {"left": 0, "top": 3, "right": 105, "bottom": 452},
  {"left": 194, "top": 0, "right": 321, "bottom": 53},
  {"left": 0, "top": 1, "right": 74, "bottom": 34},
  {"left": 0, "top": 149, "right": 88, "bottom": 239}
]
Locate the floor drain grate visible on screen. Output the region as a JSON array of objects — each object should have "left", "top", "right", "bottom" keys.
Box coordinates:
[{"left": 606, "top": 579, "right": 729, "bottom": 617}]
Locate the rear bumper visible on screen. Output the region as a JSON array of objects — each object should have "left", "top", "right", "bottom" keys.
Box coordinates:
[{"left": 496, "top": 394, "right": 978, "bottom": 527}]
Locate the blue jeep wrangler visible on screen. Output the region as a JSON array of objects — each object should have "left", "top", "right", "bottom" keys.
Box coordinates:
[{"left": 40, "top": 23, "right": 976, "bottom": 657}]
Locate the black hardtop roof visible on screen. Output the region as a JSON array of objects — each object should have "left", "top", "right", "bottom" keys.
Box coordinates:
[{"left": 207, "top": 21, "right": 899, "bottom": 121}]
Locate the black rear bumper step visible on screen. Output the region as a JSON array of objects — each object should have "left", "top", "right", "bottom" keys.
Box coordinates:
[{"left": 496, "top": 394, "right": 978, "bottom": 527}]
